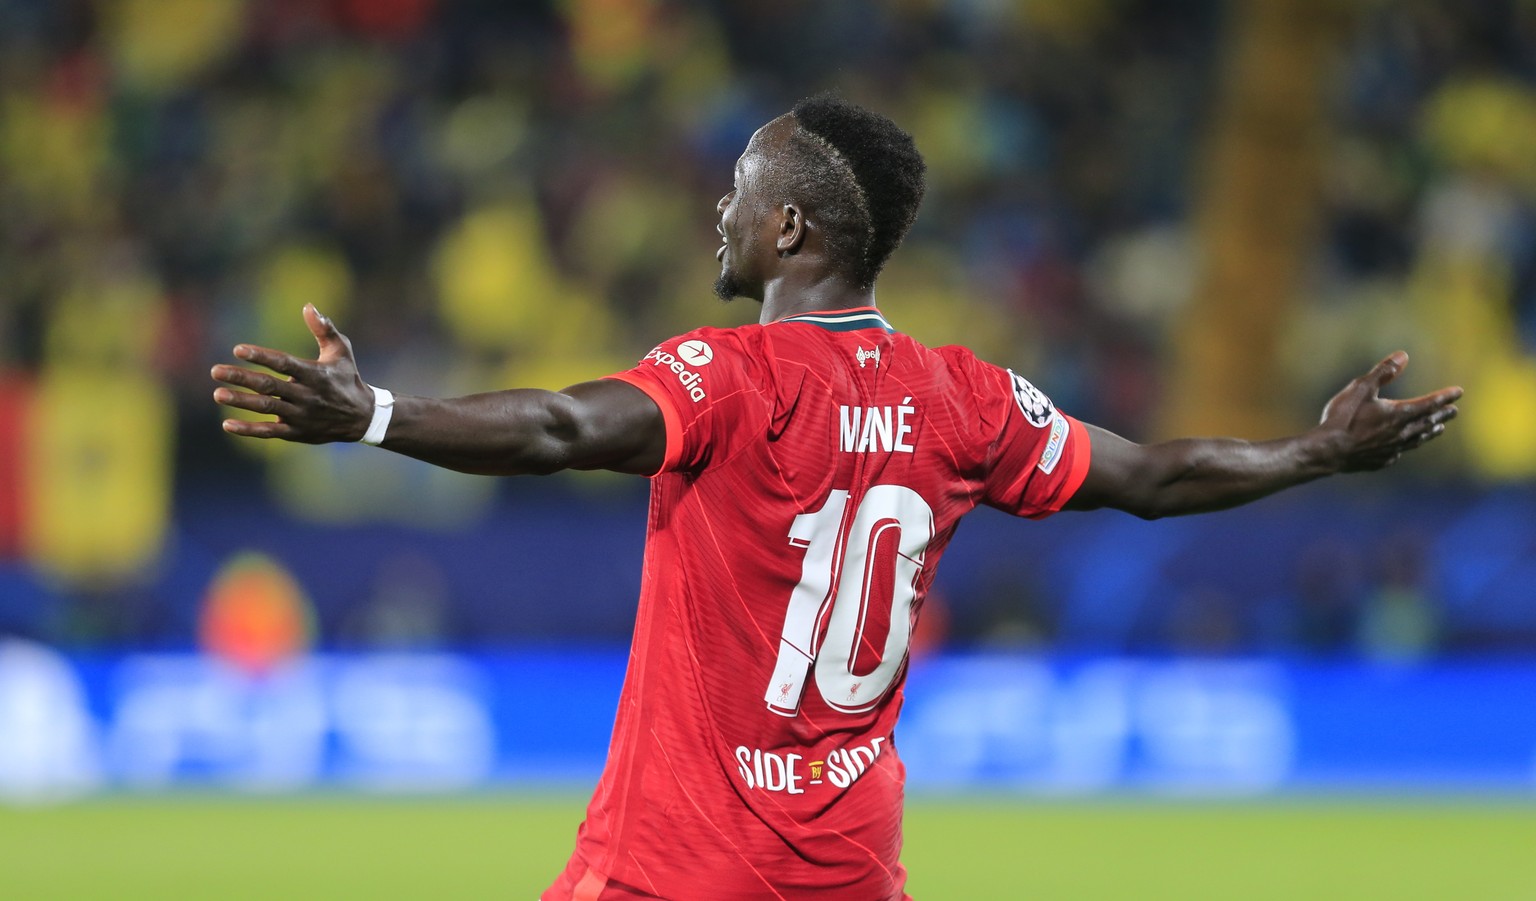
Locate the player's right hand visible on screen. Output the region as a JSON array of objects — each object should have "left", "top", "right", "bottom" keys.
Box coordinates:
[
  {"left": 1314, "top": 351, "right": 1462, "bottom": 472},
  {"left": 211, "top": 303, "right": 374, "bottom": 444}
]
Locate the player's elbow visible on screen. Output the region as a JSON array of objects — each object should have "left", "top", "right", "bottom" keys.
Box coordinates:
[
  {"left": 1119, "top": 476, "right": 1198, "bottom": 521},
  {"left": 1077, "top": 488, "right": 1169, "bottom": 520},
  {"left": 1077, "top": 433, "right": 1188, "bottom": 522},
  {"left": 513, "top": 393, "right": 586, "bottom": 475},
  {"left": 1114, "top": 492, "right": 1171, "bottom": 520},
  {"left": 1131, "top": 452, "right": 1207, "bottom": 520},
  {"left": 1114, "top": 465, "right": 1186, "bottom": 521}
]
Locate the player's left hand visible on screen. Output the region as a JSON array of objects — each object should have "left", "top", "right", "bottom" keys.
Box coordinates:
[
  {"left": 211, "top": 304, "right": 374, "bottom": 443},
  {"left": 1315, "top": 351, "right": 1462, "bottom": 472}
]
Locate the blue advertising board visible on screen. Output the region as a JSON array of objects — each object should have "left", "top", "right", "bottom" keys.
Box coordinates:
[{"left": 2, "top": 642, "right": 1534, "bottom": 799}]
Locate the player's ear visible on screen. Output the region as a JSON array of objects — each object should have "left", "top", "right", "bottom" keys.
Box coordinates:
[{"left": 776, "top": 203, "right": 806, "bottom": 256}]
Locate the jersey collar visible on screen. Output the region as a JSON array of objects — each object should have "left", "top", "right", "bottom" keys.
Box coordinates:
[{"left": 775, "top": 306, "right": 895, "bottom": 333}]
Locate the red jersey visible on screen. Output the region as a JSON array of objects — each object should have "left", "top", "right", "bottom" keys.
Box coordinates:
[{"left": 545, "top": 307, "right": 1090, "bottom": 901}]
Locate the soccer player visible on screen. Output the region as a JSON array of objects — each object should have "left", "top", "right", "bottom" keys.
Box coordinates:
[{"left": 212, "top": 98, "right": 1461, "bottom": 900}]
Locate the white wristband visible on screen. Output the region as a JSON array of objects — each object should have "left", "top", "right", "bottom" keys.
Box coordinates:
[{"left": 360, "top": 385, "right": 394, "bottom": 446}]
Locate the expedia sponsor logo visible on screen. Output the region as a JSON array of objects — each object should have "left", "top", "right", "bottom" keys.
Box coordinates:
[
  {"left": 678, "top": 339, "right": 714, "bottom": 366},
  {"left": 644, "top": 342, "right": 710, "bottom": 403}
]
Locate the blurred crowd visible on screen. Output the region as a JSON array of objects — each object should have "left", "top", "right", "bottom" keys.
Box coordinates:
[
  {"left": 1, "top": 0, "right": 1535, "bottom": 656},
  {"left": 0, "top": 0, "right": 1229, "bottom": 439}
]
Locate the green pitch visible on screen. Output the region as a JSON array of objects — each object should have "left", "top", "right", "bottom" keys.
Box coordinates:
[{"left": 2, "top": 796, "right": 1532, "bottom": 899}]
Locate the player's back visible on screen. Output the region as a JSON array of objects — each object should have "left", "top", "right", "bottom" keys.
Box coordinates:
[{"left": 548, "top": 307, "right": 1090, "bottom": 901}]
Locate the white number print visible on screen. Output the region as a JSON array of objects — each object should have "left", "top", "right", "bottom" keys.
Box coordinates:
[{"left": 765, "top": 485, "right": 935, "bottom": 717}]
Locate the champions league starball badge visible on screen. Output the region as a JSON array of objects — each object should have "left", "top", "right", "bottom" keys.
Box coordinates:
[{"left": 1007, "top": 370, "right": 1054, "bottom": 428}]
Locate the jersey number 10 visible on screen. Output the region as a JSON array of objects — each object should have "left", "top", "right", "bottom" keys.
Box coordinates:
[{"left": 765, "top": 485, "right": 935, "bottom": 717}]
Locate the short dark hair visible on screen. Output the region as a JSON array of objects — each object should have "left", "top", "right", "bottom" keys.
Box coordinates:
[{"left": 768, "top": 96, "right": 927, "bottom": 289}]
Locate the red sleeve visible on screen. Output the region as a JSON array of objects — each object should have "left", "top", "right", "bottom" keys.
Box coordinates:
[
  {"left": 602, "top": 328, "right": 765, "bottom": 475},
  {"left": 980, "top": 367, "right": 1093, "bottom": 519}
]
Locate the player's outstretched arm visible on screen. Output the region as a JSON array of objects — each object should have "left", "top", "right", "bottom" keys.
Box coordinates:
[
  {"left": 211, "top": 305, "right": 665, "bottom": 476},
  {"left": 1063, "top": 352, "right": 1461, "bottom": 520}
]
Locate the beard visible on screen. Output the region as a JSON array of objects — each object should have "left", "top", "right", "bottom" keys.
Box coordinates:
[{"left": 713, "top": 266, "right": 746, "bottom": 302}]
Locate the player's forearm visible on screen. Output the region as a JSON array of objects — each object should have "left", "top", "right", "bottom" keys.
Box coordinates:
[
  {"left": 377, "top": 389, "right": 588, "bottom": 476},
  {"left": 1118, "top": 431, "right": 1342, "bottom": 519},
  {"left": 1071, "top": 365, "right": 1458, "bottom": 521}
]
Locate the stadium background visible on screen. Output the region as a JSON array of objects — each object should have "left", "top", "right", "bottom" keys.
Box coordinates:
[{"left": 1, "top": 0, "right": 1534, "bottom": 897}]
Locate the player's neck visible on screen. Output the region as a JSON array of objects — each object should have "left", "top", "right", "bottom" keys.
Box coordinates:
[{"left": 757, "top": 271, "right": 876, "bottom": 325}]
